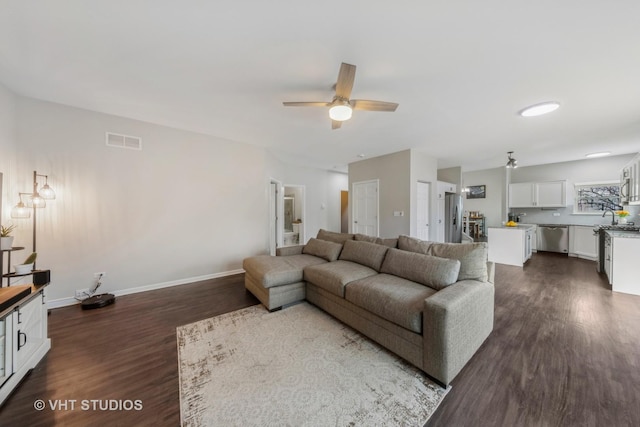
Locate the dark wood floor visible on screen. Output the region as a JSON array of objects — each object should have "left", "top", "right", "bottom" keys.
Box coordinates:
[{"left": 1, "top": 253, "right": 639, "bottom": 426}]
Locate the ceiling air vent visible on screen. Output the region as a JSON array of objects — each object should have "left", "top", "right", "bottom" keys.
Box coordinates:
[{"left": 105, "top": 132, "right": 142, "bottom": 151}]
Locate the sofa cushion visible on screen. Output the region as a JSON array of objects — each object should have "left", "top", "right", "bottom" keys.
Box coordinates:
[
  {"left": 355, "top": 234, "right": 398, "bottom": 248},
  {"left": 243, "top": 254, "right": 327, "bottom": 288},
  {"left": 339, "top": 240, "right": 389, "bottom": 272},
  {"left": 345, "top": 274, "right": 437, "bottom": 333},
  {"left": 427, "top": 242, "right": 488, "bottom": 282},
  {"left": 316, "top": 229, "right": 355, "bottom": 244},
  {"left": 380, "top": 248, "right": 461, "bottom": 290},
  {"left": 397, "top": 235, "right": 433, "bottom": 254},
  {"left": 302, "top": 238, "right": 343, "bottom": 262},
  {"left": 303, "top": 260, "right": 378, "bottom": 297}
]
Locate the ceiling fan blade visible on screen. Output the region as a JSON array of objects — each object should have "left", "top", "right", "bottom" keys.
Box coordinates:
[
  {"left": 335, "top": 63, "right": 356, "bottom": 99},
  {"left": 283, "top": 101, "right": 330, "bottom": 107},
  {"left": 331, "top": 120, "right": 342, "bottom": 130},
  {"left": 351, "top": 99, "right": 399, "bottom": 112}
]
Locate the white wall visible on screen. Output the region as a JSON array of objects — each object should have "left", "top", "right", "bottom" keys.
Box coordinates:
[
  {"left": 5, "top": 96, "right": 340, "bottom": 305},
  {"left": 0, "top": 82, "right": 17, "bottom": 223},
  {"left": 281, "top": 166, "right": 347, "bottom": 243}
]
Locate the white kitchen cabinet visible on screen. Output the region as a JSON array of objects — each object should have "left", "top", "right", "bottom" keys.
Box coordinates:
[
  {"left": 488, "top": 226, "right": 535, "bottom": 267},
  {"left": 609, "top": 233, "right": 640, "bottom": 295},
  {"left": 436, "top": 181, "right": 456, "bottom": 199},
  {"left": 508, "top": 181, "right": 567, "bottom": 208},
  {"left": 569, "top": 226, "right": 598, "bottom": 261}
]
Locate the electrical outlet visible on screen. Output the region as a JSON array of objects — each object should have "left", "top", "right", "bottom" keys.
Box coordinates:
[
  {"left": 94, "top": 272, "right": 106, "bottom": 279},
  {"left": 75, "top": 289, "right": 89, "bottom": 298}
]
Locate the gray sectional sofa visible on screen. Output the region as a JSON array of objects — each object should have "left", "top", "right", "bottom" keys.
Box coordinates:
[{"left": 242, "top": 229, "right": 495, "bottom": 386}]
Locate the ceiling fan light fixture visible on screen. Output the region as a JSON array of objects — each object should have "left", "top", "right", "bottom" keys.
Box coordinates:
[
  {"left": 506, "top": 151, "right": 518, "bottom": 168},
  {"left": 519, "top": 101, "right": 560, "bottom": 117},
  {"left": 329, "top": 103, "right": 352, "bottom": 121}
]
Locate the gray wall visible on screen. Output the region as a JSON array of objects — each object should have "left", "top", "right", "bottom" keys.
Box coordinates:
[
  {"left": 462, "top": 167, "right": 506, "bottom": 228},
  {"left": 349, "top": 149, "right": 438, "bottom": 239},
  {"left": 463, "top": 154, "right": 639, "bottom": 227},
  {"left": 349, "top": 150, "right": 411, "bottom": 237}
]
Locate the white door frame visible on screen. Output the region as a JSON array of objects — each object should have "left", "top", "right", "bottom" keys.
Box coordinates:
[
  {"left": 416, "top": 181, "right": 431, "bottom": 240},
  {"left": 269, "top": 178, "right": 283, "bottom": 255},
  {"left": 351, "top": 179, "right": 379, "bottom": 236}
]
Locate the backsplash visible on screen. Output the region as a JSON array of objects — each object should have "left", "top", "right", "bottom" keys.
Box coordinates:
[{"left": 510, "top": 205, "right": 640, "bottom": 226}]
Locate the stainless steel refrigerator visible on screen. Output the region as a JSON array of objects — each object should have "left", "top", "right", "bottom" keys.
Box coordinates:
[{"left": 445, "top": 194, "right": 463, "bottom": 243}]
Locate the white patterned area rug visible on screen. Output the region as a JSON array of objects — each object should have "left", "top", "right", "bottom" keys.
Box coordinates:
[{"left": 177, "top": 302, "right": 450, "bottom": 426}]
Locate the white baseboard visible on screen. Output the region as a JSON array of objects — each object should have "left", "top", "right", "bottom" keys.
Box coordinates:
[{"left": 47, "top": 269, "right": 245, "bottom": 309}]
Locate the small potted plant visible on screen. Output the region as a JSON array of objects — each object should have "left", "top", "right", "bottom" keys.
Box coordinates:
[
  {"left": 14, "top": 252, "right": 37, "bottom": 275},
  {"left": 1, "top": 224, "right": 16, "bottom": 250},
  {"left": 616, "top": 210, "right": 630, "bottom": 224}
]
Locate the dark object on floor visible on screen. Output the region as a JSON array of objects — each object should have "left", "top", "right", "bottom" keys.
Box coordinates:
[{"left": 81, "top": 293, "right": 115, "bottom": 310}]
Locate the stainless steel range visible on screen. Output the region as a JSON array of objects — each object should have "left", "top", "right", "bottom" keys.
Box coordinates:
[{"left": 593, "top": 224, "right": 640, "bottom": 272}]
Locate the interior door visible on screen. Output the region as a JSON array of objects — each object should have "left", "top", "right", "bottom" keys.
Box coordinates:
[
  {"left": 416, "top": 182, "right": 430, "bottom": 240},
  {"left": 352, "top": 180, "right": 378, "bottom": 236}
]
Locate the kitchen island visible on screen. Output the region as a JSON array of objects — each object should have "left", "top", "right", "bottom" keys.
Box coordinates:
[
  {"left": 488, "top": 224, "right": 536, "bottom": 267},
  {"left": 604, "top": 230, "right": 640, "bottom": 296}
]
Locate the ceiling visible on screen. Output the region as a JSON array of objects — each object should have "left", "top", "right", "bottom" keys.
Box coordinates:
[{"left": 2, "top": 1, "right": 640, "bottom": 172}]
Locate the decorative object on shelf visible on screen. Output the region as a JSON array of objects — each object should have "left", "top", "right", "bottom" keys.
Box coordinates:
[
  {"left": 616, "top": 210, "right": 630, "bottom": 224},
  {"left": 13, "top": 252, "right": 37, "bottom": 275},
  {"left": 506, "top": 151, "right": 518, "bottom": 168},
  {"left": 10, "top": 171, "right": 56, "bottom": 269},
  {"left": 466, "top": 185, "right": 486, "bottom": 199},
  {"left": 0, "top": 224, "right": 16, "bottom": 250}
]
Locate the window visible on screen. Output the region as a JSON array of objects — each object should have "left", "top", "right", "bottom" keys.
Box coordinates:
[{"left": 574, "top": 181, "right": 622, "bottom": 214}]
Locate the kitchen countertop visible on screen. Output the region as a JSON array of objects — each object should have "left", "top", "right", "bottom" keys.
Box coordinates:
[
  {"left": 488, "top": 224, "right": 535, "bottom": 230},
  {"left": 605, "top": 230, "right": 640, "bottom": 239}
]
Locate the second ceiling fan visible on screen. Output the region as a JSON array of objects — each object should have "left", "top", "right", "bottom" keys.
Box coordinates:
[{"left": 283, "top": 62, "right": 399, "bottom": 129}]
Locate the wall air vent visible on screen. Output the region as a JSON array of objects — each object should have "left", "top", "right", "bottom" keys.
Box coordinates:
[{"left": 105, "top": 132, "right": 142, "bottom": 151}]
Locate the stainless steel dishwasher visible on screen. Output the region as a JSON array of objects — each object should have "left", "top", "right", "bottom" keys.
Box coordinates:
[{"left": 537, "top": 225, "right": 569, "bottom": 253}]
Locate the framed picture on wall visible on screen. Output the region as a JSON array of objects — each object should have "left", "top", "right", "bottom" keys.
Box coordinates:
[{"left": 467, "top": 185, "right": 486, "bottom": 199}]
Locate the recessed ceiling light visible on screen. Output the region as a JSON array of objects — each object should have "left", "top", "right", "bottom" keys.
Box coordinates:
[
  {"left": 585, "top": 152, "right": 611, "bottom": 158},
  {"left": 357, "top": 154, "right": 366, "bottom": 158},
  {"left": 519, "top": 101, "right": 560, "bottom": 117}
]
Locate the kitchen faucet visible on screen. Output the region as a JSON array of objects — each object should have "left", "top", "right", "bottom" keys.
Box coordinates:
[{"left": 602, "top": 209, "right": 617, "bottom": 225}]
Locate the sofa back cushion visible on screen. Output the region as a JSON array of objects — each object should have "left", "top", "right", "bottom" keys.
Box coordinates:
[
  {"left": 316, "top": 229, "right": 355, "bottom": 244},
  {"left": 302, "top": 238, "right": 343, "bottom": 262},
  {"left": 397, "top": 235, "right": 433, "bottom": 254},
  {"left": 380, "top": 248, "right": 461, "bottom": 290},
  {"left": 427, "top": 242, "right": 488, "bottom": 282},
  {"left": 354, "top": 233, "right": 399, "bottom": 248},
  {"left": 339, "top": 240, "right": 389, "bottom": 272}
]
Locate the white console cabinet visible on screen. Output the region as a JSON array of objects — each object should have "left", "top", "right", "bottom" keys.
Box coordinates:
[{"left": 0, "top": 286, "right": 50, "bottom": 406}]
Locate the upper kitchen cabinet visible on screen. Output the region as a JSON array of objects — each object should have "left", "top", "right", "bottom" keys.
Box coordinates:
[{"left": 509, "top": 180, "right": 567, "bottom": 208}]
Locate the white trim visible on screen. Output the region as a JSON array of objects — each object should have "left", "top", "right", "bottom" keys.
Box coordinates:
[{"left": 47, "top": 269, "right": 245, "bottom": 309}]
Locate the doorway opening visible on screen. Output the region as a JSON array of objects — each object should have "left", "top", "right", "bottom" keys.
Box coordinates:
[{"left": 282, "top": 184, "right": 305, "bottom": 247}]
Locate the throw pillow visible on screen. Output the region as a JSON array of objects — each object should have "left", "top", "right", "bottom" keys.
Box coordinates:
[
  {"left": 316, "top": 229, "right": 355, "bottom": 244},
  {"left": 380, "top": 248, "right": 461, "bottom": 290},
  {"left": 397, "top": 235, "right": 433, "bottom": 254},
  {"left": 427, "top": 242, "right": 488, "bottom": 282},
  {"left": 302, "top": 238, "right": 343, "bottom": 262},
  {"left": 339, "top": 239, "right": 389, "bottom": 272}
]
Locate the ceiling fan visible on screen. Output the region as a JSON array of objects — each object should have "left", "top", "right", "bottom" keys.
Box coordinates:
[{"left": 283, "top": 62, "right": 399, "bottom": 129}]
